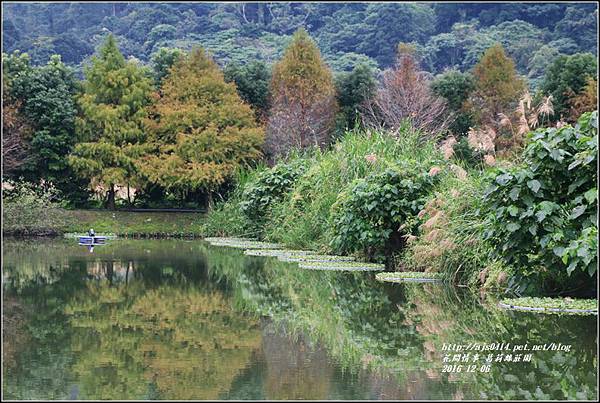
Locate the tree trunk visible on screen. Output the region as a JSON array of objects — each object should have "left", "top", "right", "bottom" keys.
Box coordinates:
[
  {"left": 125, "top": 262, "right": 131, "bottom": 286},
  {"left": 106, "top": 261, "right": 114, "bottom": 285},
  {"left": 127, "top": 184, "right": 131, "bottom": 206},
  {"left": 206, "top": 191, "right": 213, "bottom": 211},
  {"left": 106, "top": 184, "right": 116, "bottom": 210}
]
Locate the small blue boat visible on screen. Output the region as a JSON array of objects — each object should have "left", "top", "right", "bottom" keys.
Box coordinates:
[{"left": 78, "top": 236, "right": 108, "bottom": 245}]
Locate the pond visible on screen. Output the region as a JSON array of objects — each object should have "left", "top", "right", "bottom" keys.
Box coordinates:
[{"left": 2, "top": 238, "right": 597, "bottom": 400}]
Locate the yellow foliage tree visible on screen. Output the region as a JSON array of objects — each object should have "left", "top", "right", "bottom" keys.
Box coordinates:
[{"left": 141, "top": 48, "right": 264, "bottom": 203}]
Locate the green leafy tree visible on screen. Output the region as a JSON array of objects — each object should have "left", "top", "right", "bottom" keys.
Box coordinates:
[
  {"left": 150, "top": 47, "right": 184, "bottom": 85},
  {"left": 266, "top": 28, "right": 337, "bottom": 158},
  {"left": 359, "top": 3, "right": 436, "bottom": 66},
  {"left": 1, "top": 51, "right": 32, "bottom": 87},
  {"left": 334, "top": 63, "right": 376, "bottom": 131},
  {"left": 3, "top": 2, "right": 598, "bottom": 73},
  {"left": 324, "top": 52, "right": 379, "bottom": 73},
  {"left": 431, "top": 70, "right": 476, "bottom": 136},
  {"left": 68, "top": 35, "right": 154, "bottom": 210},
  {"left": 141, "top": 47, "right": 264, "bottom": 205},
  {"left": 540, "top": 53, "right": 597, "bottom": 121},
  {"left": 423, "top": 22, "right": 479, "bottom": 72},
  {"left": 464, "top": 21, "right": 545, "bottom": 74},
  {"left": 527, "top": 45, "right": 561, "bottom": 81},
  {"left": 147, "top": 24, "right": 177, "bottom": 44},
  {"left": 223, "top": 60, "right": 271, "bottom": 119},
  {"left": 547, "top": 38, "right": 579, "bottom": 55},
  {"left": 4, "top": 53, "right": 90, "bottom": 205},
  {"left": 555, "top": 6, "right": 598, "bottom": 53}
]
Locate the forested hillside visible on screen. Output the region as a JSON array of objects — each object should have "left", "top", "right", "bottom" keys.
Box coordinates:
[{"left": 3, "top": 2, "right": 597, "bottom": 84}]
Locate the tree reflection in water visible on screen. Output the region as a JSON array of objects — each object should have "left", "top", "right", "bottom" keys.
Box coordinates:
[{"left": 2, "top": 239, "right": 597, "bottom": 400}]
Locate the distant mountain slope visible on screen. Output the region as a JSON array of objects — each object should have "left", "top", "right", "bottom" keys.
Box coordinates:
[{"left": 2, "top": 2, "right": 597, "bottom": 79}]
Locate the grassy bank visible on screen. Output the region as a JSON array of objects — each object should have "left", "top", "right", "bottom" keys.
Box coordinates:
[
  {"left": 63, "top": 210, "right": 206, "bottom": 237},
  {"left": 3, "top": 209, "right": 206, "bottom": 238}
]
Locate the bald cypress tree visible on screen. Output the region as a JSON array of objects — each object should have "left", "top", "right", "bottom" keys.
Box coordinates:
[
  {"left": 141, "top": 48, "right": 264, "bottom": 204},
  {"left": 266, "top": 28, "right": 337, "bottom": 158},
  {"left": 468, "top": 43, "right": 526, "bottom": 129},
  {"left": 68, "top": 35, "right": 153, "bottom": 209}
]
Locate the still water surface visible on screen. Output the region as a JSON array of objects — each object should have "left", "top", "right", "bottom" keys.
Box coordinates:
[{"left": 2, "top": 239, "right": 597, "bottom": 400}]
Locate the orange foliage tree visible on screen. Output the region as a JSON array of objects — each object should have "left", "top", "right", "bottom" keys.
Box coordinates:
[
  {"left": 266, "top": 28, "right": 337, "bottom": 159},
  {"left": 568, "top": 77, "right": 597, "bottom": 122},
  {"left": 468, "top": 43, "right": 526, "bottom": 131}
]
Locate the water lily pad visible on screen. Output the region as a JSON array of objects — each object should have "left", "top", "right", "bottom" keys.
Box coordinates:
[
  {"left": 204, "top": 237, "right": 255, "bottom": 243},
  {"left": 375, "top": 272, "right": 444, "bottom": 283},
  {"left": 279, "top": 254, "right": 356, "bottom": 263},
  {"left": 244, "top": 249, "right": 316, "bottom": 257},
  {"left": 499, "top": 297, "right": 597, "bottom": 315},
  {"left": 298, "top": 261, "right": 384, "bottom": 271},
  {"left": 204, "top": 237, "right": 283, "bottom": 249}
]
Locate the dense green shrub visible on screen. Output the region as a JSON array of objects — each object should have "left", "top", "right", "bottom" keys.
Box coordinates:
[
  {"left": 334, "top": 63, "right": 377, "bottom": 131},
  {"left": 223, "top": 60, "right": 271, "bottom": 118},
  {"left": 239, "top": 159, "right": 307, "bottom": 229},
  {"left": 561, "top": 226, "right": 598, "bottom": 278},
  {"left": 2, "top": 179, "right": 66, "bottom": 235},
  {"left": 202, "top": 169, "right": 262, "bottom": 238},
  {"left": 430, "top": 70, "right": 475, "bottom": 136},
  {"left": 481, "top": 111, "right": 597, "bottom": 292},
  {"left": 330, "top": 165, "right": 437, "bottom": 262},
  {"left": 539, "top": 53, "right": 597, "bottom": 120}
]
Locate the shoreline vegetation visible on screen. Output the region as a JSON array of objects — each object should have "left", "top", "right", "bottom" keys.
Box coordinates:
[
  {"left": 201, "top": 113, "right": 597, "bottom": 298},
  {"left": 2, "top": 209, "right": 206, "bottom": 238},
  {"left": 2, "top": 4, "right": 598, "bottom": 400}
]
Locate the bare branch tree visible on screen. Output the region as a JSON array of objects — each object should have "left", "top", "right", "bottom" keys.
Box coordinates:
[
  {"left": 2, "top": 93, "right": 32, "bottom": 174},
  {"left": 266, "top": 93, "right": 336, "bottom": 160},
  {"left": 362, "top": 51, "right": 453, "bottom": 139}
]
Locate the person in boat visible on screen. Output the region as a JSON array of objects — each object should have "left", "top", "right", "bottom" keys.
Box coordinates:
[{"left": 84, "top": 229, "right": 96, "bottom": 253}]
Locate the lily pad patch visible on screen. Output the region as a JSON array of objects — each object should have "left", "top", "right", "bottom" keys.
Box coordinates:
[
  {"left": 375, "top": 272, "right": 444, "bottom": 283},
  {"left": 298, "top": 261, "right": 384, "bottom": 271},
  {"left": 243, "top": 249, "right": 316, "bottom": 257},
  {"left": 279, "top": 254, "right": 356, "bottom": 263},
  {"left": 499, "top": 297, "right": 597, "bottom": 315},
  {"left": 204, "top": 237, "right": 283, "bottom": 249}
]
